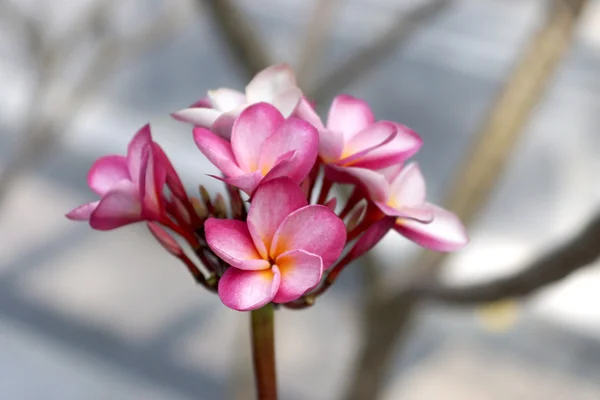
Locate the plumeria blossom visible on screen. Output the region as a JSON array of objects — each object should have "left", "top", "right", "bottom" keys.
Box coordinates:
[
  {"left": 194, "top": 102, "right": 319, "bottom": 195},
  {"left": 172, "top": 63, "right": 302, "bottom": 139},
  {"left": 297, "top": 94, "right": 422, "bottom": 173},
  {"left": 66, "top": 62, "right": 472, "bottom": 400},
  {"left": 205, "top": 178, "right": 346, "bottom": 311},
  {"left": 66, "top": 124, "right": 186, "bottom": 231},
  {"left": 343, "top": 162, "right": 468, "bottom": 252},
  {"left": 67, "top": 63, "right": 469, "bottom": 320}
]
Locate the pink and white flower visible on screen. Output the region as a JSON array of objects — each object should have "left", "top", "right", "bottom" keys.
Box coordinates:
[
  {"left": 297, "top": 94, "right": 422, "bottom": 171},
  {"left": 341, "top": 163, "right": 468, "bottom": 252},
  {"left": 172, "top": 63, "right": 302, "bottom": 139},
  {"left": 66, "top": 124, "right": 185, "bottom": 230},
  {"left": 194, "top": 102, "right": 319, "bottom": 195},
  {"left": 205, "top": 178, "right": 346, "bottom": 311}
]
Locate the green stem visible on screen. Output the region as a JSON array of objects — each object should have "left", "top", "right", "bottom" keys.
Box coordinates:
[{"left": 250, "top": 303, "right": 277, "bottom": 400}]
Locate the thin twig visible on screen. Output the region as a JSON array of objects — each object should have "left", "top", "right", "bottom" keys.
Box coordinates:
[
  {"left": 405, "top": 0, "right": 591, "bottom": 280},
  {"left": 0, "top": 0, "right": 45, "bottom": 58},
  {"left": 0, "top": 4, "right": 191, "bottom": 209},
  {"left": 295, "top": 0, "right": 340, "bottom": 89},
  {"left": 197, "top": 0, "right": 271, "bottom": 80},
  {"left": 51, "top": 0, "right": 117, "bottom": 60},
  {"left": 308, "top": 0, "right": 452, "bottom": 105}
]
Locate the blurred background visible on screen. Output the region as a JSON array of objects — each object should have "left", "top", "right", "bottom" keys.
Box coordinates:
[{"left": 1, "top": 0, "right": 600, "bottom": 399}]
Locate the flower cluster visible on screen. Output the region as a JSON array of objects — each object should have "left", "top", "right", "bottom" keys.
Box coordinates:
[{"left": 67, "top": 64, "right": 468, "bottom": 311}]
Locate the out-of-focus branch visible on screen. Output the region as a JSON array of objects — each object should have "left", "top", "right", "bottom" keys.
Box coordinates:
[
  {"left": 0, "top": 0, "right": 45, "bottom": 58},
  {"left": 415, "top": 210, "right": 600, "bottom": 304},
  {"left": 67, "top": 5, "right": 189, "bottom": 112},
  {"left": 51, "top": 0, "right": 116, "bottom": 59},
  {"left": 0, "top": 4, "right": 191, "bottom": 209},
  {"left": 295, "top": 0, "right": 340, "bottom": 89},
  {"left": 405, "top": 0, "right": 590, "bottom": 278},
  {"left": 197, "top": 0, "right": 271, "bottom": 80},
  {"left": 343, "top": 1, "right": 590, "bottom": 399},
  {"left": 1, "top": 0, "right": 114, "bottom": 64},
  {"left": 308, "top": 0, "right": 451, "bottom": 105}
]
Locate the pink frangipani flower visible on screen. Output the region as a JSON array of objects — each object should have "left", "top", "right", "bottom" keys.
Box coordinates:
[
  {"left": 297, "top": 94, "right": 422, "bottom": 171},
  {"left": 172, "top": 63, "right": 302, "bottom": 139},
  {"left": 205, "top": 178, "right": 346, "bottom": 311},
  {"left": 66, "top": 124, "right": 184, "bottom": 230},
  {"left": 194, "top": 102, "right": 319, "bottom": 195},
  {"left": 342, "top": 163, "right": 468, "bottom": 252}
]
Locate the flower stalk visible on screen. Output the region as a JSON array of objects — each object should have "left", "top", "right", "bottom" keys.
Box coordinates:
[{"left": 250, "top": 303, "right": 277, "bottom": 400}]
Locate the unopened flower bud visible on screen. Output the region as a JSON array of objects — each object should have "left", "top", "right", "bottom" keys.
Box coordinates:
[{"left": 213, "top": 193, "right": 228, "bottom": 219}]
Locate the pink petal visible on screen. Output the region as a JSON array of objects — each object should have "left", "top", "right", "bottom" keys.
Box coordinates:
[
  {"left": 171, "top": 107, "right": 222, "bottom": 127},
  {"left": 379, "top": 164, "right": 404, "bottom": 182},
  {"left": 292, "top": 97, "right": 324, "bottom": 129},
  {"left": 260, "top": 151, "right": 297, "bottom": 183},
  {"left": 218, "top": 266, "right": 280, "bottom": 311},
  {"left": 66, "top": 201, "right": 99, "bottom": 221},
  {"left": 87, "top": 155, "right": 129, "bottom": 196},
  {"left": 389, "top": 162, "right": 426, "bottom": 207},
  {"left": 193, "top": 127, "right": 244, "bottom": 177},
  {"left": 139, "top": 144, "right": 165, "bottom": 220},
  {"left": 272, "top": 249, "right": 323, "bottom": 303},
  {"left": 247, "top": 178, "right": 308, "bottom": 256},
  {"left": 318, "top": 128, "right": 344, "bottom": 163},
  {"left": 271, "top": 87, "right": 302, "bottom": 117},
  {"left": 189, "top": 97, "right": 212, "bottom": 108},
  {"left": 205, "top": 218, "right": 270, "bottom": 270},
  {"left": 247, "top": 221, "right": 269, "bottom": 261},
  {"left": 258, "top": 117, "right": 319, "bottom": 184},
  {"left": 336, "top": 121, "right": 397, "bottom": 166},
  {"left": 210, "top": 106, "right": 245, "bottom": 139},
  {"left": 349, "top": 217, "right": 395, "bottom": 259},
  {"left": 207, "top": 88, "right": 246, "bottom": 111},
  {"left": 270, "top": 205, "right": 346, "bottom": 269},
  {"left": 325, "top": 165, "right": 389, "bottom": 202},
  {"left": 394, "top": 204, "right": 469, "bottom": 252},
  {"left": 127, "top": 124, "right": 153, "bottom": 185},
  {"left": 352, "top": 124, "right": 422, "bottom": 170},
  {"left": 152, "top": 143, "right": 187, "bottom": 201},
  {"left": 221, "top": 171, "right": 264, "bottom": 195},
  {"left": 89, "top": 180, "right": 142, "bottom": 230},
  {"left": 326, "top": 94, "right": 374, "bottom": 142},
  {"left": 374, "top": 202, "right": 433, "bottom": 222},
  {"left": 231, "top": 103, "right": 285, "bottom": 172},
  {"left": 246, "top": 63, "right": 298, "bottom": 104}
]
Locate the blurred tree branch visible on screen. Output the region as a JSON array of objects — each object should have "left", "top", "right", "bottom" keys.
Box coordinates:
[
  {"left": 197, "top": 0, "right": 272, "bottom": 80},
  {"left": 295, "top": 0, "right": 340, "bottom": 89},
  {"left": 0, "top": 1, "right": 192, "bottom": 209},
  {"left": 196, "top": 0, "right": 450, "bottom": 102},
  {"left": 49, "top": 0, "right": 116, "bottom": 62},
  {"left": 308, "top": 0, "right": 452, "bottom": 105},
  {"left": 0, "top": 0, "right": 46, "bottom": 58},
  {"left": 392, "top": 0, "right": 590, "bottom": 290},
  {"left": 414, "top": 209, "right": 600, "bottom": 304},
  {"left": 343, "top": 1, "right": 590, "bottom": 399}
]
